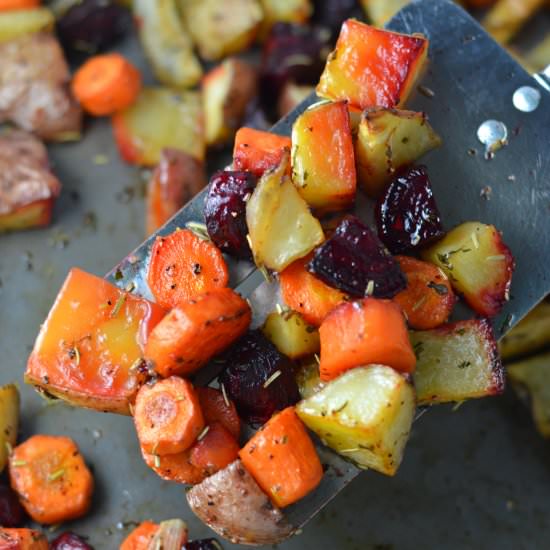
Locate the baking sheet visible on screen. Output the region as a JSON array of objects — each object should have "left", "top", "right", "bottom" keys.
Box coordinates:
[{"left": 1, "top": 2, "right": 550, "bottom": 548}]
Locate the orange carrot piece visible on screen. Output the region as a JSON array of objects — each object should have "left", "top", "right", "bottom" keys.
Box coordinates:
[
  {"left": 233, "top": 127, "right": 291, "bottom": 177},
  {"left": 393, "top": 256, "right": 456, "bottom": 330},
  {"left": 0, "top": 528, "right": 48, "bottom": 550},
  {"left": 134, "top": 377, "right": 204, "bottom": 456},
  {"left": 141, "top": 445, "right": 204, "bottom": 485},
  {"left": 144, "top": 288, "right": 251, "bottom": 377},
  {"left": 0, "top": 0, "right": 39, "bottom": 9},
  {"left": 189, "top": 422, "right": 240, "bottom": 478},
  {"left": 319, "top": 298, "right": 416, "bottom": 381},
  {"left": 197, "top": 386, "right": 241, "bottom": 439},
  {"left": 8, "top": 435, "right": 93, "bottom": 525},
  {"left": 72, "top": 53, "right": 141, "bottom": 116},
  {"left": 239, "top": 407, "right": 322, "bottom": 508},
  {"left": 120, "top": 521, "right": 159, "bottom": 550},
  {"left": 147, "top": 229, "right": 229, "bottom": 310},
  {"left": 279, "top": 255, "right": 347, "bottom": 326}
]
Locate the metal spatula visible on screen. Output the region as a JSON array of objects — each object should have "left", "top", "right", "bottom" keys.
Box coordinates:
[{"left": 105, "top": 0, "right": 550, "bottom": 535}]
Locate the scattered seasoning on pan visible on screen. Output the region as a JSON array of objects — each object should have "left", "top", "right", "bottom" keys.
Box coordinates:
[
  {"left": 93, "top": 154, "right": 109, "bottom": 165},
  {"left": 125, "top": 281, "right": 136, "bottom": 293},
  {"left": 427, "top": 281, "right": 448, "bottom": 295},
  {"left": 457, "top": 361, "right": 471, "bottom": 369},
  {"left": 339, "top": 448, "right": 360, "bottom": 453},
  {"left": 192, "top": 263, "right": 202, "bottom": 275},
  {"left": 365, "top": 280, "right": 375, "bottom": 296},
  {"left": 500, "top": 313, "right": 514, "bottom": 335},
  {"left": 486, "top": 255, "right": 506, "bottom": 261},
  {"left": 48, "top": 468, "right": 65, "bottom": 482},
  {"left": 154, "top": 454, "right": 161, "bottom": 468},
  {"left": 11, "top": 459, "right": 27, "bottom": 467},
  {"left": 83, "top": 211, "right": 97, "bottom": 231},
  {"left": 417, "top": 85, "right": 435, "bottom": 98},
  {"left": 114, "top": 268, "right": 124, "bottom": 281},
  {"left": 263, "top": 370, "right": 282, "bottom": 388},
  {"left": 452, "top": 401, "right": 464, "bottom": 412},
  {"left": 332, "top": 401, "right": 348, "bottom": 414},
  {"left": 480, "top": 185, "right": 492, "bottom": 200},
  {"left": 412, "top": 295, "right": 428, "bottom": 312},
  {"left": 243, "top": 192, "right": 252, "bottom": 202},
  {"left": 111, "top": 293, "right": 127, "bottom": 318},
  {"left": 314, "top": 353, "right": 321, "bottom": 365},
  {"left": 471, "top": 232, "right": 479, "bottom": 249},
  {"left": 197, "top": 426, "right": 210, "bottom": 441},
  {"left": 467, "top": 148, "right": 477, "bottom": 156},
  {"left": 259, "top": 265, "right": 272, "bottom": 283},
  {"left": 186, "top": 221, "right": 210, "bottom": 241},
  {"left": 67, "top": 346, "right": 80, "bottom": 366}
]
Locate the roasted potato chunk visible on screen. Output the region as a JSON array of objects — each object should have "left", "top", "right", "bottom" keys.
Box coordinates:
[
  {"left": 262, "top": 309, "right": 320, "bottom": 359},
  {"left": 291, "top": 100, "right": 356, "bottom": 213},
  {"left": 297, "top": 365, "right": 416, "bottom": 476},
  {"left": 134, "top": 0, "right": 202, "bottom": 88},
  {"left": 295, "top": 360, "right": 325, "bottom": 399},
  {"left": 0, "top": 7, "right": 54, "bottom": 43},
  {"left": 499, "top": 301, "right": 550, "bottom": 361},
  {"left": 482, "top": 0, "right": 545, "bottom": 44},
  {"left": 0, "top": 32, "right": 82, "bottom": 141},
  {"left": 317, "top": 20, "right": 428, "bottom": 111},
  {"left": 246, "top": 152, "right": 324, "bottom": 272},
  {"left": 259, "top": 0, "right": 312, "bottom": 39},
  {"left": 112, "top": 87, "right": 204, "bottom": 166},
  {"left": 0, "top": 384, "right": 20, "bottom": 474},
  {"left": 203, "top": 58, "right": 257, "bottom": 147},
  {"left": 508, "top": 351, "right": 550, "bottom": 438},
  {"left": 179, "top": 0, "right": 263, "bottom": 61},
  {"left": 411, "top": 319, "right": 504, "bottom": 405},
  {"left": 187, "top": 459, "right": 294, "bottom": 546},
  {"left": 355, "top": 108, "right": 441, "bottom": 198},
  {"left": 0, "top": 130, "right": 62, "bottom": 233},
  {"left": 422, "top": 222, "right": 515, "bottom": 317},
  {"left": 360, "top": 0, "right": 409, "bottom": 27}
]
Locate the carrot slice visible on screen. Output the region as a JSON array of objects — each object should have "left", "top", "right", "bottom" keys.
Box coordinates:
[
  {"left": 144, "top": 288, "right": 251, "bottom": 377},
  {"left": 279, "top": 255, "right": 347, "bottom": 326},
  {"left": 189, "top": 422, "right": 240, "bottom": 478},
  {"left": 134, "top": 377, "right": 204, "bottom": 456},
  {"left": 147, "top": 229, "right": 229, "bottom": 310},
  {"left": 0, "top": 0, "right": 40, "bottom": 10},
  {"left": 8, "top": 435, "right": 93, "bottom": 525},
  {"left": 319, "top": 298, "right": 416, "bottom": 381},
  {"left": 72, "top": 53, "right": 141, "bottom": 116},
  {"left": 141, "top": 445, "right": 203, "bottom": 485},
  {"left": 197, "top": 386, "right": 241, "bottom": 439},
  {"left": 233, "top": 127, "right": 291, "bottom": 177},
  {"left": 120, "top": 521, "right": 159, "bottom": 550},
  {"left": 0, "top": 528, "right": 48, "bottom": 550},
  {"left": 239, "top": 407, "right": 322, "bottom": 508},
  {"left": 393, "top": 256, "right": 456, "bottom": 330}
]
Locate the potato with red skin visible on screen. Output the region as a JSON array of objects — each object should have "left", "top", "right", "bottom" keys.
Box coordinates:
[
  {"left": 25, "top": 268, "right": 165, "bottom": 415},
  {"left": 291, "top": 100, "right": 356, "bottom": 213},
  {"left": 421, "top": 222, "right": 515, "bottom": 317},
  {"left": 316, "top": 20, "right": 428, "bottom": 111}
]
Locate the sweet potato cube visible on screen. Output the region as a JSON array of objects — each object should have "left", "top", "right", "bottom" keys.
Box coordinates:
[
  {"left": 316, "top": 19, "right": 428, "bottom": 111},
  {"left": 291, "top": 100, "right": 356, "bottom": 213},
  {"left": 25, "top": 268, "right": 166, "bottom": 414}
]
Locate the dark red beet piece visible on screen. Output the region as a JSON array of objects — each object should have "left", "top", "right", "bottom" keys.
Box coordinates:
[
  {"left": 204, "top": 170, "right": 257, "bottom": 259},
  {"left": 260, "top": 23, "right": 332, "bottom": 118},
  {"left": 307, "top": 215, "right": 406, "bottom": 298},
  {"left": 0, "top": 484, "right": 24, "bottom": 527},
  {"left": 184, "top": 539, "right": 223, "bottom": 550},
  {"left": 376, "top": 165, "right": 444, "bottom": 254},
  {"left": 218, "top": 330, "right": 300, "bottom": 426},
  {"left": 312, "top": 0, "right": 362, "bottom": 39},
  {"left": 50, "top": 532, "right": 93, "bottom": 550}
]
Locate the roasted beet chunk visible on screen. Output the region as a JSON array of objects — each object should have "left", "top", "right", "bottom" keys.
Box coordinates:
[
  {"left": 218, "top": 330, "right": 300, "bottom": 425},
  {"left": 376, "top": 165, "right": 444, "bottom": 254},
  {"left": 312, "top": 0, "right": 362, "bottom": 39},
  {"left": 50, "top": 532, "right": 93, "bottom": 550},
  {"left": 185, "top": 539, "right": 224, "bottom": 550},
  {"left": 260, "top": 23, "right": 331, "bottom": 117},
  {"left": 204, "top": 170, "right": 257, "bottom": 259},
  {"left": 0, "top": 484, "right": 24, "bottom": 527},
  {"left": 307, "top": 215, "right": 406, "bottom": 298}
]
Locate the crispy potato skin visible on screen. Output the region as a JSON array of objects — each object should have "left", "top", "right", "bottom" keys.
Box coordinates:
[
  {"left": 0, "top": 129, "right": 61, "bottom": 231},
  {"left": 187, "top": 459, "right": 294, "bottom": 546},
  {"left": 0, "top": 33, "right": 81, "bottom": 141}
]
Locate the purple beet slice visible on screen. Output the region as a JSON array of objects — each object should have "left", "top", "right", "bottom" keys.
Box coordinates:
[
  {"left": 376, "top": 165, "right": 444, "bottom": 254},
  {"left": 204, "top": 170, "right": 257, "bottom": 259},
  {"left": 307, "top": 215, "right": 406, "bottom": 298},
  {"left": 0, "top": 484, "right": 24, "bottom": 527},
  {"left": 185, "top": 539, "right": 224, "bottom": 550},
  {"left": 50, "top": 532, "right": 94, "bottom": 550},
  {"left": 217, "top": 330, "right": 299, "bottom": 426}
]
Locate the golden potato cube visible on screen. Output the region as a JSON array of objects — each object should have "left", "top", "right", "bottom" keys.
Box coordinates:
[
  {"left": 355, "top": 108, "right": 441, "bottom": 197},
  {"left": 262, "top": 310, "right": 320, "bottom": 359},
  {"left": 297, "top": 365, "right": 415, "bottom": 476},
  {"left": 411, "top": 319, "right": 504, "bottom": 405},
  {"left": 421, "top": 222, "right": 514, "bottom": 317},
  {"left": 180, "top": 0, "right": 263, "bottom": 61},
  {"left": 296, "top": 361, "right": 325, "bottom": 400},
  {"left": 259, "top": 0, "right": 312, "bottom": 39},
  {"left": 0, "top": 8, "right": 54, "bottom": 43},
  {"left": 246, "top": 152, "right": 324, "bottom": 272}
]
